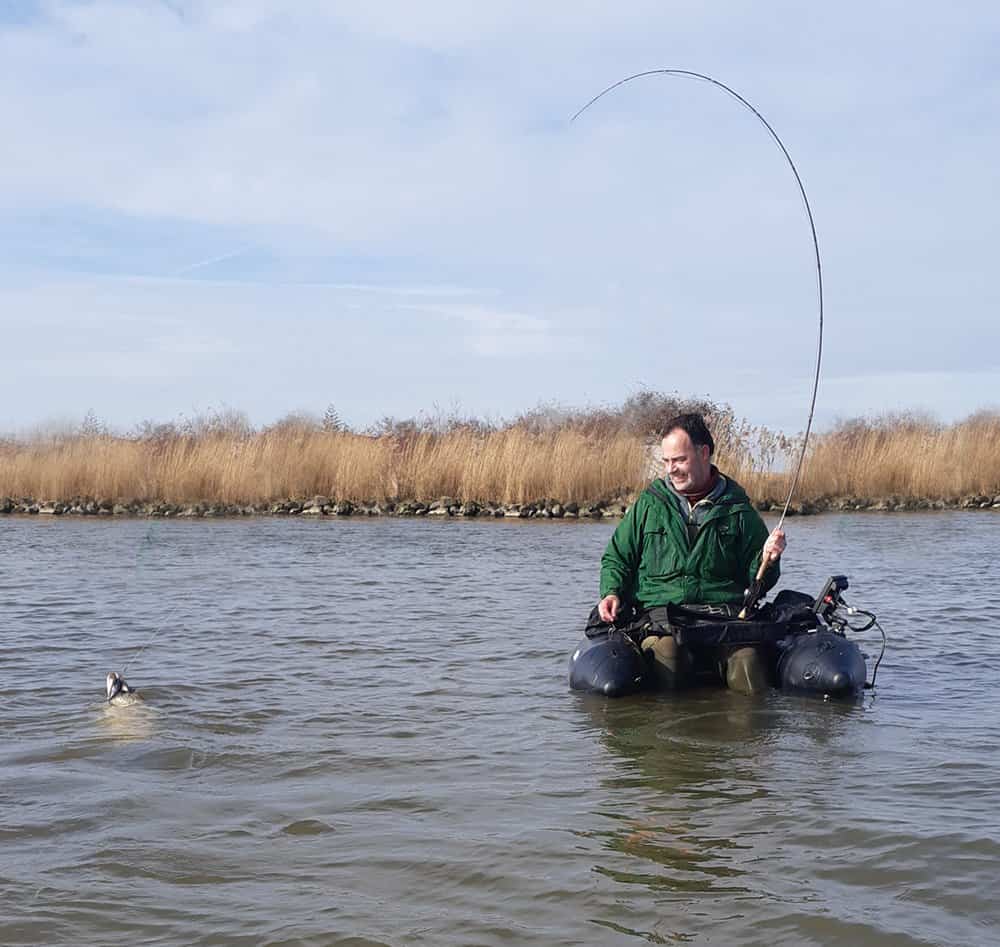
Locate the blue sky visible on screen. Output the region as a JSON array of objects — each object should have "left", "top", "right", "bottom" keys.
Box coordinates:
[{"left": 1, "top": 1, "right": 997, "bottom": 435}]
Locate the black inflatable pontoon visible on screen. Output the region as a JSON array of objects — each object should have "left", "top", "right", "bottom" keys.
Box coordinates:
[{"left": 569, "top": 575, "right": 882, "bottom": 699}]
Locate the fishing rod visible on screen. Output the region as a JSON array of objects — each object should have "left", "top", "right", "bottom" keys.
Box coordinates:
[{"left": 571, "top": 69, "right": 824, "bottom": 618}]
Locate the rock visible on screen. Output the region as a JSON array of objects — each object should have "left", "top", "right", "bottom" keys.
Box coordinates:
[
  {"left": 550, "top": 503, "right": 564, "bottom": 518},
  {"left": 333, "top": 501, "right": 354, "bottom": 515},
  {"left": 302, "top": 505, "right": 323, "bottom": 515},
  {"left": 428, "top": 506, "right": 449, "bottom": 516},
  {"left": 564, "top": 502, "right": 579, "bottom": 514},
  {"left": 112, "top": 504, "right": 129, "bottom": 515},
  {"left": 563, "top": 510, "right": 578, "bottom": 519},
  {"left": 38, "top": 503, "right": 57, "bottom": 514}
]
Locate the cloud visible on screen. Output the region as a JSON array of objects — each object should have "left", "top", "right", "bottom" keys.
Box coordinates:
[
  {"left": 398, "top": 301, "right": 557, "bottom": 356},
  {"left": 1, "top": 1, "right": 999, "bottom": 430}
]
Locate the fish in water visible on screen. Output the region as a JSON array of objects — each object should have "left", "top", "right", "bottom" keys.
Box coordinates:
[{"left": 106, "top": 671, "right": 142, "bottom": 707}]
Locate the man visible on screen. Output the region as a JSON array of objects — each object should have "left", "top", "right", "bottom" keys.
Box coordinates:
[{"left": 597, "top": 413, "right": 786, "bottom": 694}]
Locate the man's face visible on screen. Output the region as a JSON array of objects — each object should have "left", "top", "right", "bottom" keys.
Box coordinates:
[{"left": 661, "top": 429, "right": 712, "bottom": 493}]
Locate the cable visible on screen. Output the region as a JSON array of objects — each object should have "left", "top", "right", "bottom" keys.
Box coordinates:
[{"left": 866, "top": 620, "right": 887, "bottom": 690}]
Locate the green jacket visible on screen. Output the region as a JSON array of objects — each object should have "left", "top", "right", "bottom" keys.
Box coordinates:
[{"left": 600, "top": 475, "right": 777, "bottom": 608}]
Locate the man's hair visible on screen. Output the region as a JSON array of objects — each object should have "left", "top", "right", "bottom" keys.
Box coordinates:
[{"left": 662, "top": 413, "right": 715, "bottom": 456}]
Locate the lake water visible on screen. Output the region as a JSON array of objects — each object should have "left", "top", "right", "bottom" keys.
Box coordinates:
[{"left": 1, "top": 512, "right": 997, "bottom": 946}]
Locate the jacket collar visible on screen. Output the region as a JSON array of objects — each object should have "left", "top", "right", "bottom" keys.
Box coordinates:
[{"left": 665, "top": 465, "right": 727, "bottom": 509}]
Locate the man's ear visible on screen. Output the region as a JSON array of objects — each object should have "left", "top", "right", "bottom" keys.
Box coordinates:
[{"left": 699, "top": 444, "right": 711, "bottom": 463}]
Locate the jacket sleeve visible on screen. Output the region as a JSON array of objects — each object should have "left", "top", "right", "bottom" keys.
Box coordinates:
[
  {"left": 599, "top": 499, "right": 644, "bottom": 600},
  {"left": 741, "top": 508, "right": 780, "bottom": 592}
]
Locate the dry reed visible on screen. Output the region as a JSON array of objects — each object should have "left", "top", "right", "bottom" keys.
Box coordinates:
[
  {"left": 2, "top": 406, "right": 998, "bottom": 507},
  {"left": 0, "top": 427, "right": 647, "bottom": 506},
  {"left": 795, "top": 411, "right": 1000, "bottom": 501}
]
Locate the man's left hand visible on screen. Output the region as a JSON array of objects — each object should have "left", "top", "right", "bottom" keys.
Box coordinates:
[{"left": 763, "top": 528, "right": 786, "bottom": 563}]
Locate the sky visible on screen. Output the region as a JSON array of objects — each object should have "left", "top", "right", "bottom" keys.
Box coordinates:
[{"left": 1, "top": 1, "right": 997, "bottom": 435}]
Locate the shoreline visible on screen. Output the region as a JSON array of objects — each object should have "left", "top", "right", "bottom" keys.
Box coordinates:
[{"left": 3, "top": 493, "right": 999, "bottom": 519}]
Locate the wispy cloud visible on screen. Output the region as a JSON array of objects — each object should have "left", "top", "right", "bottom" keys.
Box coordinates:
[{"left": 399, "top": 301, "right": 556, "bottom": 357}]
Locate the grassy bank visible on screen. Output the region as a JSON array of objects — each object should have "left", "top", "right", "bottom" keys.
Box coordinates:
[{"left": 2, "top": 398, "right": 998, "bottom": 513}]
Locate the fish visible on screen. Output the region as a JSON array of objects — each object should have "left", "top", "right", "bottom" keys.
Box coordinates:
[{"left": 106, "top": 671, "right": 142, "bottom": 707}]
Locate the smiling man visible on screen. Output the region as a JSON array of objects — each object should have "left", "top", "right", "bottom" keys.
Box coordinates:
[{"left": 596, "top": 413, "right": 786, "bottom": 694}]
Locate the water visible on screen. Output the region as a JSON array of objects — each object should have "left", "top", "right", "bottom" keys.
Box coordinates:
[{"left": 1, "top": 513, "right": 997, "bottom": 946}]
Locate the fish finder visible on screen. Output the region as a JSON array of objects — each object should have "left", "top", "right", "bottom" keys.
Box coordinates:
[{"left": 812, "top": 575, "right": 849, "bottom": 619}]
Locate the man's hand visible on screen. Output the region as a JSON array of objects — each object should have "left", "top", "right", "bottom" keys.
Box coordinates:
[
  {"left": 763, "top": 528, "right": 786, "bottom": 563},
  {"left": 598, "top": 593, "right": 621, "bottom": 624}
]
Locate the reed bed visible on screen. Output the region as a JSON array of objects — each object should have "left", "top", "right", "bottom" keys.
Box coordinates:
[
  {"left": 795, "top": 411, "right": 1000, "bottom": 501},
  {"left": 0, "top": 427, "right": 648, "bottom": 506},
  {"left": 2, "top": 404, "right": 998, "bottom": 508}
]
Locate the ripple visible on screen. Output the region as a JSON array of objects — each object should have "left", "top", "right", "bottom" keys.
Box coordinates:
[
  {"left": 279, "top": 819, "right": 335, "bottom": 836},
  {"left": 1, "top": 514, "right": 997, "bottom": 946}
]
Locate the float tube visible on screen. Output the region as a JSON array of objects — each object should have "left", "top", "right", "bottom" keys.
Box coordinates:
[{"left": 569, "top": 576, "right": 881, "bottom": 699}]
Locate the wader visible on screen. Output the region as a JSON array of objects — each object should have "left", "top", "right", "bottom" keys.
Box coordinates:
[{"left": 639, "top": 633, "right": 773, "bottom": 696}]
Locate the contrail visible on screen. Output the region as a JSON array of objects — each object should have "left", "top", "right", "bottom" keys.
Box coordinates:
[{"left": 174, "top": 247, "right": 251, "bottom": 275}]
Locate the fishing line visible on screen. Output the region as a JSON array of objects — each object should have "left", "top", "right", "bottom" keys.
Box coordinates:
[
  {"left": 571, "top": 69, "right": 823, "bottom": 533},
  {"left": 119, "top": 523, "right": 177, "bottom": 675}
]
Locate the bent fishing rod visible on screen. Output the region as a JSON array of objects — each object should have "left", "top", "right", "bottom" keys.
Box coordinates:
[{"left": 571, "top": 69, "right": 824, "bottom": 618}]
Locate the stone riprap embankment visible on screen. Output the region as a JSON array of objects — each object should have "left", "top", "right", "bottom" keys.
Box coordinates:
[
  {"left": 2, "top": 493, "right": 1000, "bottom": 519},
  {"left": 756, "top": 494, "right": 1000, "bottom": 514},
  {"left": 0, "top": 496, "right": 628, "bottom": 519}
]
